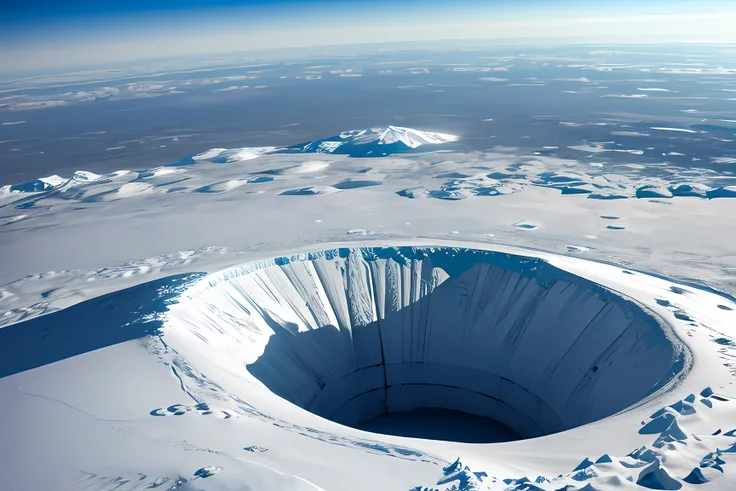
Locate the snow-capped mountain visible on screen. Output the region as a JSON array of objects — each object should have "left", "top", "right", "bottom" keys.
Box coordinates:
[
  {"left": 340, "top": 126, "right": 459, "bottom": 148},
  {"left": 289, "top": 125, "right": 460, "bottom": 156}
]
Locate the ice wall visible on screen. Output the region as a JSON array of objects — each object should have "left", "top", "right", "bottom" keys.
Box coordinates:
[{"left": 169, "top": 247, "right": 680, "bottom": 439}]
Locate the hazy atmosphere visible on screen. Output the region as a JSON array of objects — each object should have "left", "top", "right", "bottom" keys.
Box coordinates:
[{"left": 3, "top": 0, "right": 736, "bottom": 72}]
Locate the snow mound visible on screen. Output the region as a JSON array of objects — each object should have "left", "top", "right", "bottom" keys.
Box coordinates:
[
  {"left": 669, "top": 183, "right": 710, "bottom": 198},
  {"left": 113, "top": 182, "right": 155, "bottom": 198},
  {"left": 339, "top": 126, "right": 459, "bottom": 148},
  {"left": 194, "top": 180, "right": 248, "bottom": 193},
  {"left": 291, "top": 126, "right": 459, "bottom": 157},
  {"left": 280, "top": 185, "right": 341, "bottom": 196},
  {"left": 263, "top": 161, "right": 330, "bottom": 175},
  {"left": 208, "top": 147, "right": 278, "bottom": 163},
  {"left": 637, "top": 185, "right": 674, "bottom": 199}
]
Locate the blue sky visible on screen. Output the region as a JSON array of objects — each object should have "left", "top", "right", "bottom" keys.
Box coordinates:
[
  {"left": 2, "top": 0, "right": 632, "bottom": 24},
  {"left": 3, "top": 0, "right": 736, "bottom": 74},
  {"left": 4, "top": 0, "right": 727, "bottom": 20}
]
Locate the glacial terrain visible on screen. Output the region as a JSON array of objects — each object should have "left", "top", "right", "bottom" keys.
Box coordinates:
[{"left": 2, "top": 45, "right": 736, "bottom": 491}]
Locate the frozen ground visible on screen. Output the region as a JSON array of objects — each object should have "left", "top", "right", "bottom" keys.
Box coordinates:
[
  {"left": 2, "top": 125, "right": 736, "bottom": 324},
  {"left": 1, "top": 124, "right": 736, "bottom": 491}
]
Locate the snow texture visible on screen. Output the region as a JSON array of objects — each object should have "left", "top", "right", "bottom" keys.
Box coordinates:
[
  {"left": 2, "top": 239, "right": 736, "bottom": 491},
  {"left": 3, "top": 125, "right": 736, "bottom": 491},
  {"left": 3, "top": 124, "right": 736, "bottom": 216}
]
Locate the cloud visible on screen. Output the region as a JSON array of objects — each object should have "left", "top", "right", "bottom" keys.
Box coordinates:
[{"left": 1, "top": 87, "right": 120, "bottom": 111}]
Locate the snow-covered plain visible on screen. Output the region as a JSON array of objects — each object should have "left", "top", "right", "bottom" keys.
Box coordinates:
[{"left": 1, "top": 127, "right": 736, "bottom": 491}]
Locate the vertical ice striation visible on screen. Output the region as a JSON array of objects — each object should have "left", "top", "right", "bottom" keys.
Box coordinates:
[{"left": 167, "top": 246, "right": 681, "bottom": 440}]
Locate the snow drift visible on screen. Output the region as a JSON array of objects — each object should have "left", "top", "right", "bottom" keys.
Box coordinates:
[{"left": 167, "top": 246, "right": 683, "bottom": 441}]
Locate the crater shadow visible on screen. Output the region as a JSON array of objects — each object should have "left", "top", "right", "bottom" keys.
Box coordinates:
[{"left": 245, "top": 248, "right": 682, "bottom": 443}]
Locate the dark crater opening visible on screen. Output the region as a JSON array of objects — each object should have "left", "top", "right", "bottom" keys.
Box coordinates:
[{"left": 358, "top": 407, "right": 521, "bottom": 443}]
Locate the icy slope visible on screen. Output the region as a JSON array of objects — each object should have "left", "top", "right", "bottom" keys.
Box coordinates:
[{"left": 166, "top": 246, "right": 685, "bottom": 439}]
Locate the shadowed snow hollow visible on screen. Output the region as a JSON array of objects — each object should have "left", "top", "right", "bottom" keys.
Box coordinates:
[{"left": 167, "top": 246, "right": 683, "bottom": 442}]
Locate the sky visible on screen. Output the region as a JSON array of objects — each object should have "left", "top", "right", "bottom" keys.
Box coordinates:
[{"left": 3, "top": 0, "right": 736, "bottom": 75}]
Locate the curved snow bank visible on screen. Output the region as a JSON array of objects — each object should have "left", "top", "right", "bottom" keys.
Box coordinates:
[{"left": 166, "top": 246, "right": 685, "bottom": 440}]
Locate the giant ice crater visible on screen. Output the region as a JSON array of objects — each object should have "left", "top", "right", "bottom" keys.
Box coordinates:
[{"left": 170, "top": 246, "right": 683, "bottom": 443}]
